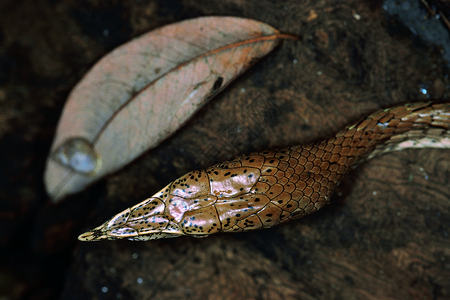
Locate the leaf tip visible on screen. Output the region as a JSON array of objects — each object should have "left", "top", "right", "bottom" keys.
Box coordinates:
[{"left": 44, "top": 156, "right": 99, "bottom": 203}]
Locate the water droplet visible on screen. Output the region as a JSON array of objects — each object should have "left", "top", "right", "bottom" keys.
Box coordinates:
[
  {"left": 51, "top": 138, "right": 101, "bottom": 174},
  {"left": 137, "top": 277, "right": 143, "bottom": 284},
  {"left": 102, "top": 287, "right": 108, "bottom": 293}
]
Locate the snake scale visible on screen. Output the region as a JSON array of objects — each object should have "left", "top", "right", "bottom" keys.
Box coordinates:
[{"left": 79, "top": 101, "right": 450, "bottom": 241}]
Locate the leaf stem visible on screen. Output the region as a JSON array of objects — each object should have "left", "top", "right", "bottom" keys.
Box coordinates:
[{"left": 276, "top": 33, "right": 299, "bottom": 40}]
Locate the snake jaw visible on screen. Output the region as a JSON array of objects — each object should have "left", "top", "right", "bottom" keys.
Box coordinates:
[
  {"left": 77, "top": 194, "right": 188, "bottom": 241},
  {"left": 78, "top": 228, "right": 116, "bottom": 241},
  {"left": 77, "top": 229, "right": 102, "bottom": 241},
  {"left": 77, "top": 217, "right": 187, "bottom": 241},
  {"left": 79, "top": 211, "right": 188, "bottom": 241}
]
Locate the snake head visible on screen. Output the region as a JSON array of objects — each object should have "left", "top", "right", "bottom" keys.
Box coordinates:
[
  {"left": 78, "top": 164, "right": 264, "bottom": 241},
  {"left": 78, "top": 196, "right": 187, "bottom": 241}
]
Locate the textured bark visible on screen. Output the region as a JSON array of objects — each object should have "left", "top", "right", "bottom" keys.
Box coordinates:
[{"left": 0, "top": 0, "right": 449, "bottom": 299}]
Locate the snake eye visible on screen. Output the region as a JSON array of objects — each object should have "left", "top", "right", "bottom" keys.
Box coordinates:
[{"left": 51, "top": 137, "right": 101, "bottom": 175}]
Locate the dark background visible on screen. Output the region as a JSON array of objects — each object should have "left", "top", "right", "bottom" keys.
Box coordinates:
[{"left": 0, "top": 0, "right": 449, "bottom": 299}]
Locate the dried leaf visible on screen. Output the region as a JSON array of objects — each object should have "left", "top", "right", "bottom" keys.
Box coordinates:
[{"left": 45, "top": 16, "right": 294, "bottom": 202}]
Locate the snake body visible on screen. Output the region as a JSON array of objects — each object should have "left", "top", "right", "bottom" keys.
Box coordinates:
[{"left": 79, "top": 102, "right": 450, "bottom": 241}]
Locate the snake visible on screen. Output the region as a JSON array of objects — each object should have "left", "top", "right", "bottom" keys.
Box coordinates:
[{"left": 78, "top": 101, "right": 450, "bottom": 241}]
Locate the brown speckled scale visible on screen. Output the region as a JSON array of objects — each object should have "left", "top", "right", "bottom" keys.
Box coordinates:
[{"left": 79, "top": 102, "right": 450, "bottom": 241}]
